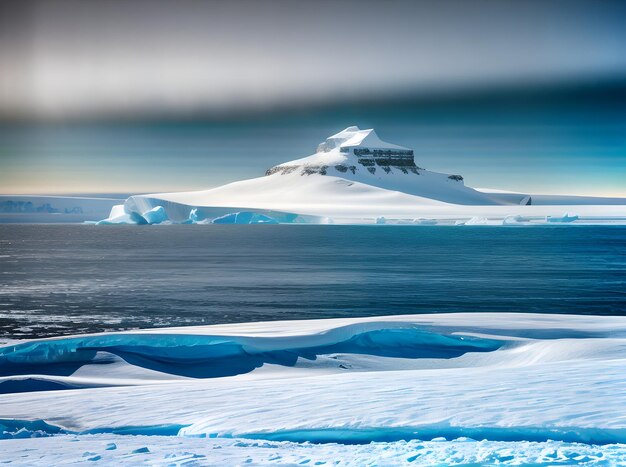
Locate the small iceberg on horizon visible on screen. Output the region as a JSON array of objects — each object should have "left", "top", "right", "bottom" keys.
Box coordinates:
[{"left": 545, "top": 212, "right": 579, "bottom": 223}]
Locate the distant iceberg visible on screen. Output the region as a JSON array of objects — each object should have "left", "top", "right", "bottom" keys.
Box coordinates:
[
  {"left": 0, "top": 195, "right": 122, "bottom": 224},
  {"left": 545, "top": 212, "right": 579, "bottom": 223}
]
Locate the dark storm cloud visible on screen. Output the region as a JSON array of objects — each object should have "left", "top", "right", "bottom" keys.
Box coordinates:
[{"left": 1, "top": 0, "right": 626, "bottom": 120}]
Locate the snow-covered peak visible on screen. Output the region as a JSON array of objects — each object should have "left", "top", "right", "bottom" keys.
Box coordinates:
[
  {"left": 316, "top": 126, "right": 359, "bottom": 152},
  {"left": 316, "top": 126, "right": 410, "bottom": 153},
  {"left": 264, "top": 126, "right": 532, "bottom": 205},
  {"left": 272, "top": 125, "right": 417, "bottom": 173}
]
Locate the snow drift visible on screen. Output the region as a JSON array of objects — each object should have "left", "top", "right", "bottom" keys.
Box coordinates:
[
  {"left": 0, "top": 324, "right": 503, "bottom": 380},
  {"left": 1, "top": 313, "right": 625, "bottom": 463}
]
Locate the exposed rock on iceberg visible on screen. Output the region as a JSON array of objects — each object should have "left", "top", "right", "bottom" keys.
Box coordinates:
[{"left": 263, "top": 126, "right": 516, "bottom": 206}]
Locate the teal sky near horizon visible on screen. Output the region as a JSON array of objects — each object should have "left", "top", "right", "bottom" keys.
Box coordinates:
[{"left": 2, "top": 89, "right": 626, "bottom": 197}]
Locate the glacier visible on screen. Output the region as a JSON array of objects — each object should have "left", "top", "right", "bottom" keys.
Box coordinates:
[
  {"left": 95, "top": 126, "right": 626, "bottom": 226},
  {"left": 1, "top": 313, "right": 625, "bottom": 464}
]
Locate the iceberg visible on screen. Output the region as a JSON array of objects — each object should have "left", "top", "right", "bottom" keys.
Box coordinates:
[
  {"left": 92, "top": 126, "right": 626, "bottom": 226},
  {"left": 413, "top": 218, "right": 438, "bottom": 225},
  {"left": 212, "top": 211, "right": 253, "bottom": 224},
  {"left": 0, "top": 195, "right": 122, "bottom": 223},
  {"left": 96, "top": 205, "right": 148, "bottom": 225},
  {"left": 188, "top": 208, "right": 212, "bottom": 223},
  {"left": 545, "top": 212, "right": 579, "bottom": 223},
  {"left": 97, "top": 205, "right": 170, "bottom": 225},
  {"left": 502, "top": 214, "right": 526, "bottom": 225},
  {"left": 141, "top": 206, "right": 168, "bottom": 224},
  {"left": 211, "top": 211, "right": 278, "bottom": 224},
  {"left": 251, "top": 214, "right": 279, "bottom": 224},
  {"left": 463, "top": 216, "right": 489, "bottom": 225}
]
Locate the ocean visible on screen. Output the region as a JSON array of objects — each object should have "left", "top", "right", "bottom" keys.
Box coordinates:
[{"left": 1, "top": 224, "right": 624, "bottom": 338}]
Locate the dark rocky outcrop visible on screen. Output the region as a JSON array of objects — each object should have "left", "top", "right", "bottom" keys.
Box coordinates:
[
  {"left": 264, "top": 135, "right": 425, "bottom": 178},
  {"left": 265, "top": 165, "right": 298, "bottom": 176}
]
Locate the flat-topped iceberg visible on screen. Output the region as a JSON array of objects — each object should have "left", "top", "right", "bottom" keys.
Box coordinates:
[{"left": 95, "top": 126, "right": 626, "bottom": 225}]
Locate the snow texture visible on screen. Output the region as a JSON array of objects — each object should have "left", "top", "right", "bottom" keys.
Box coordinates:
[
  {"left": 1, "top": 313, "right": 625, "bottom": 464},
  {"left": 2, "top": 434, "right": 624, "bottom": 466}
]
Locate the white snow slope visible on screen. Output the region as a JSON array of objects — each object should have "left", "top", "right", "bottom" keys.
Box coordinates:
[
  {"left": 102, "top": 126, "right": 626, "bottom": 225},
  {"left": 1, "top": 313, "right": 625, "bottom": 465}
]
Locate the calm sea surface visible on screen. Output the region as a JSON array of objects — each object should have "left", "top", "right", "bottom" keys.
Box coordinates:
[{"left": 1, "top": 224, "right": 625, "bottom": 338}]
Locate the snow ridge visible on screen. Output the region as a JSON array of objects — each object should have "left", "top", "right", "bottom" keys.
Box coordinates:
[
  {"left": 1, "top": 313, "right": 626, "bottom": 463},
  {"left": 0, "top": 323, "right": 503, "bottom": 381}
]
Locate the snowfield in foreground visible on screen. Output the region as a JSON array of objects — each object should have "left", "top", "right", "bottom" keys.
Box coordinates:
[
  {"left": 3, "top": 434, "right": 625, "bottom": 466},
  {"left": 1, "top": 313, "right": 625, "bottom": 465}
]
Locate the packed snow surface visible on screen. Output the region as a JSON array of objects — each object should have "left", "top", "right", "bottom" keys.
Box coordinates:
[
  {"left": 1, "top": 313, "right": 625, "bottom": 464},
  {"left": 3, "top": 434, "right": 624, "bottom": 466}
]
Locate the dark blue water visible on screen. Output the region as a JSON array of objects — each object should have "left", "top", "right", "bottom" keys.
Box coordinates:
[{"left": 1, "top": 225, "right": 625, "bottom": 338}]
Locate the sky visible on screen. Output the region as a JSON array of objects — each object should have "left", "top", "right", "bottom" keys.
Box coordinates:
[{"left": 0, "top": 0, "right": 625, "bottom": 196}]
